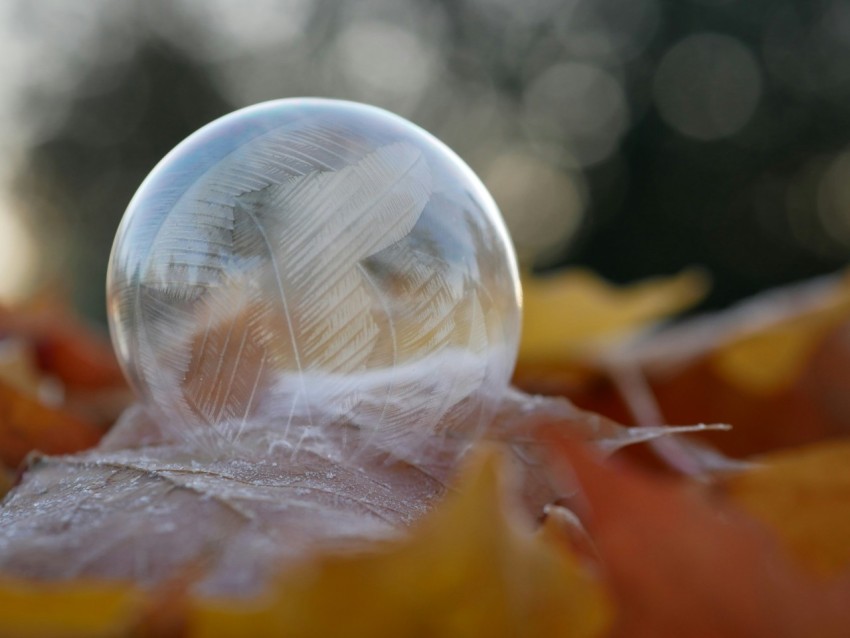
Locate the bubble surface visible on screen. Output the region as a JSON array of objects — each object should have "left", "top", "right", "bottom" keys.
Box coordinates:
[{"left": 107, "top": 98, "right": 521, "bottom": 459}]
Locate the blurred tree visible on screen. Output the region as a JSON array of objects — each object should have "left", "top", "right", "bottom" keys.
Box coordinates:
[
  {"left": 16, "top": 32, "right": 232, "bottom": 323},
  {"left": 566, "top": 0, "right": 850, "bottom": 308},
  {"left": 11, "top": 0, "right": 850, "bottom": 322}
]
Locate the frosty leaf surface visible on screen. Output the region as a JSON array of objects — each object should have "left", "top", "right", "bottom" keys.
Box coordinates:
[
  {"left": 0, "top": 416, "right": 444, "bottom": 596},
  {"left": 0, "top": 390, "right": 716, "bottom": 594}
]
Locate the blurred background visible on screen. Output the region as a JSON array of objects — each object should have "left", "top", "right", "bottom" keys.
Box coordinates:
[{"left": 2, "top": 0, "right": 850, "bottom": 323}]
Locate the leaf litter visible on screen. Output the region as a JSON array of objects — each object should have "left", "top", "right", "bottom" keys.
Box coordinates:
[
  {"left": 0, "top": 385, "right": 716, "bottom": 596},
  {"left": 3, "top": 271, "right": 850, "bottom": 635}
]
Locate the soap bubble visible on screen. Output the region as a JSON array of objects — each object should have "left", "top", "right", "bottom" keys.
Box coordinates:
[{"left": 107, "top": 98, "right": 521, "bottom": 461}]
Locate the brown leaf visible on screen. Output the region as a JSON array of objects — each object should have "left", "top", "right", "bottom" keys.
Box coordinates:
[
  {"left": 0, "top": 379, "right": 103, "bottom": 468},
  {"left": 628, "top": 275, "right": 850, "bottom": 456},
  {"left": 0, "top": 432, "right": 444, "bottom": 595},
  {"left": 0, "top": 465, "right": 12, "bottom": 499},
  {"left": 0, "top": 300, "right": 129, "bottom": 469},
  {"left": 0, "top": 298, "right": 125, "bottom": 391},
  {"left": 0, "top": 388, "right": 693, "bottom": 593},
  {"left": 518, "top": 272, "right": 850, "bottom": 458},
  {"left": 550, "top": 439, "right": 850, "bottom": 638}
]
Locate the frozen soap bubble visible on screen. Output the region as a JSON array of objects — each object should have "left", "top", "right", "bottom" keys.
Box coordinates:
[{"left": 107, "top": 98, "right": 521, "bottom": 460}]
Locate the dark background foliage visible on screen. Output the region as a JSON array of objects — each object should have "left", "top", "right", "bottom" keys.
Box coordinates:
[{"left": 6, "top": 0, "right": 850, "bottom": 321}]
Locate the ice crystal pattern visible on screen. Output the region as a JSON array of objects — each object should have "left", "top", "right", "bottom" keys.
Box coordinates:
[{"left": 107, "top": 99, "right": 521, "bottom": 461}]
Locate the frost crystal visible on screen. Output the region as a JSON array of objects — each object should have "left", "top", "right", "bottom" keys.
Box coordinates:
[{"left": 107, "top": 98, "right": 522, "bottom": 462}]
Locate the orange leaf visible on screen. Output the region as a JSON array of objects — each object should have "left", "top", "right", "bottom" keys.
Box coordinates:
[
  {"left": 0, "top": 380, "right": 103, "bottom": 468},
  {"left": 518, "top": 273, "right": 850, "bottom": 458},
  {"left": 702, "top": 274, "right": 850, "bottom": 396},
  {"left": 550, "top": 439, "right": 850, "bottom": 638},
  {"left": 0, "top": 300, "right": 125, "bottom": 391},
  {"left": 0, "top": 465, "right": 12, "bottom": 499},
  {"left": 724, "top": 438, "right": 850, "bottom": 576},
  {"left": 34, "top": 327, "right": 126, "bottom": 391}
]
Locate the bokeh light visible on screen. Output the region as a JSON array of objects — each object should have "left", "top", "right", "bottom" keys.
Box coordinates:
[
  {"left": 654, "top": 34, "right": 762, "bottom": 141},
  {"left": 335, "top": 21, "right": 439, "bottom": 105},
  {"left": 484, "top": 149, "right": 585, "bottom": 263},
  {"left": 523, "top": 62, "right": 629, "bottom": 166},
  {"left": 817, "top": 152, "right": 850, "bottom": 250},
  {"left": 0, "top": 0, "right": 846, "bottom": 319},
  {"left": 0, "top": 194, "right": 36, "bottom": 302}
]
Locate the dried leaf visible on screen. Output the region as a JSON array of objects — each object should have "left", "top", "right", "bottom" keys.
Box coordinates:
[
  {"left": 0, "top": 429, "right": 443, "bottom": 595},
  {"left": 518, "top": 268, "right": 707, "bottom": 368},
  {"left": 188, "top": 450, "right": 611, "bottom": 638},
  {"left": 0, "top": 450, "right": 610, "bottom": 637},
  {"left": 724, "top": 438, "right": 850, "bottom": 576},
  {"left": 519, "top": 273, "right": 850, "bottom": 458},
  {"left": 0, "top": 466, "right": 12, "bottom": 499},
  {"left": 0, "top": 301, "right": 128, "bottom": 469},
  {"left": 0, "top": 379, "right": 103, "bottom": 468},
  {"left": 0, "top": 386, "right": 697, "bottom": 593},
  {"left": 0, "top": 299, "right": 125, "bottom": 391},
  {"left": 0, "top": 578, "right": 143, "bottom": 638},
  {"left": 631, "top": 272, "right": 850, "bottom": 396},
  {"left": 550, "top": 439, "right": 850, "bottom": 638}
]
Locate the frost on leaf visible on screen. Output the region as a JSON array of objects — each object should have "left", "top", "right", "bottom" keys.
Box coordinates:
[
  {"left": 0, "top": 390, "right": 716, "bottom": 595},
  {"left": 0, "top": 406, "right": 444, "bottom": 596}
]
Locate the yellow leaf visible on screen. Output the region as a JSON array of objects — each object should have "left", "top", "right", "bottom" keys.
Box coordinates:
[
  {"left": 518, "top": 269, "right": 707, "bottom": 367},
  {"left": 724, "top": 438, "right": 850, "bottom": 576},
  {"left": 709, "top": 275, "right": 850, "bottom": 395},
  {"left": 190, "top": 449, "right": 611, "bottom": 638},
  {"left": 0, "top": 579, "right": 143, "bottom": 638}
]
